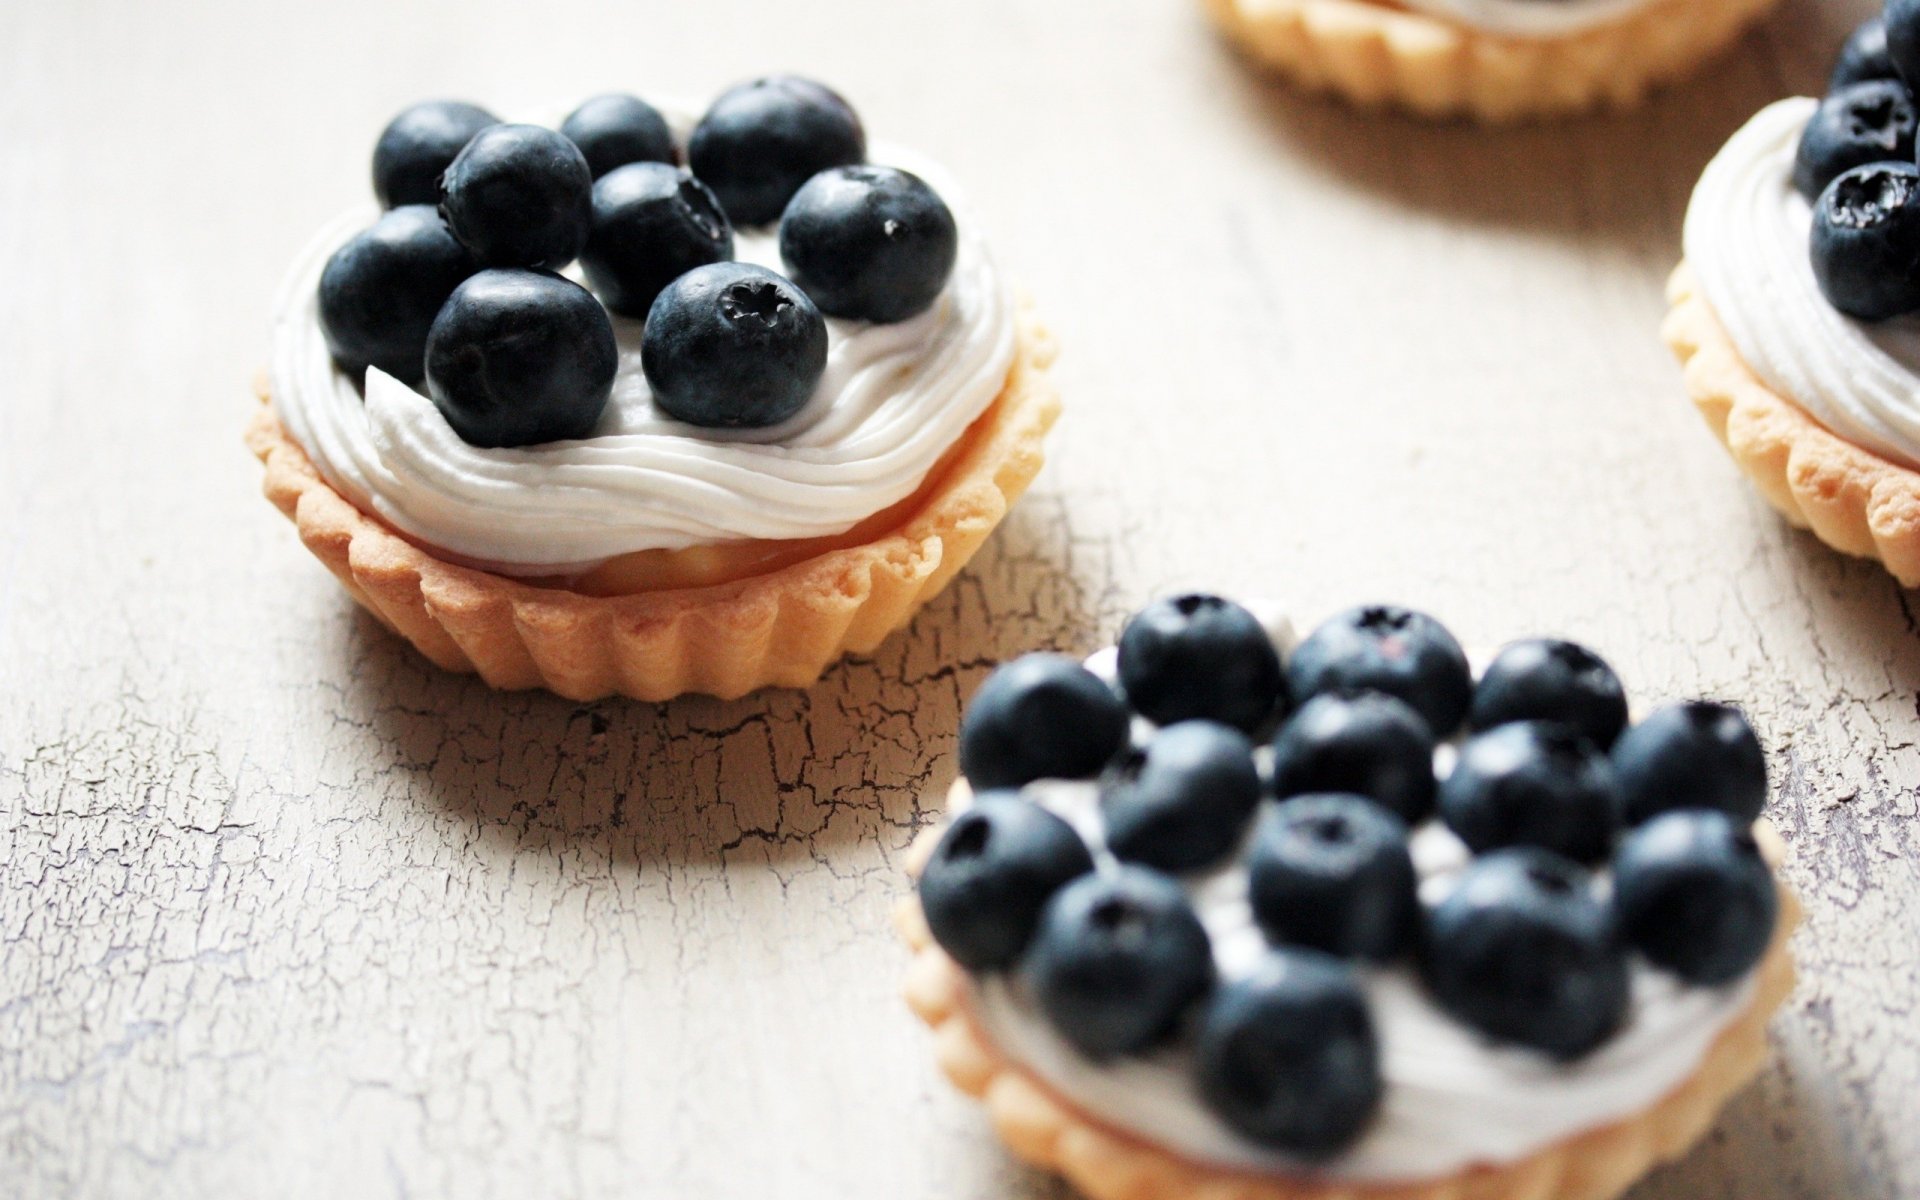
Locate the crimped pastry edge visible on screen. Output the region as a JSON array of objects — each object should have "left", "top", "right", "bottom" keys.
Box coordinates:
[
  {"left": 247, "top": 312, "right": 1060, "bottom": 703},
  {"left": 1663, "top": 263, "right": 1920, "bottom": 588},
  {"left": 897, "top": 788, "right": 1799, "bottom": 1200},
  {"left": 1200, "top": 0, "right": 1781, "bottom": 123}
]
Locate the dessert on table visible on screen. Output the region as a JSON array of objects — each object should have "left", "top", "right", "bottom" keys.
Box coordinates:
[
  {"left": 252, "top": 78, "right": 1057, "bottom": 701},
  {"left": 900, "top": 595, "right": 1797, "bottom": 1200},
  {"left": 1201, "top": 0, "right": 1780, "bottom": 122},
  {"left": 1667, "top": 6, "right": 1920, "bottom": 586}
]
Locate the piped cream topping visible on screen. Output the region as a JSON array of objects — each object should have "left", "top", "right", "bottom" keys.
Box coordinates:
[
  {"left": 1391, "top": 0, "right": 1656, "bottom": 37},
  {"left": 1686, "top": 97, "right": 1920, "bottom": 473},
  {"left": 957, "top": 614, "right": 1761, "bottom": 1183},
  {"left": 269, "top": 131, "right": 1016, "bottom": 577}
]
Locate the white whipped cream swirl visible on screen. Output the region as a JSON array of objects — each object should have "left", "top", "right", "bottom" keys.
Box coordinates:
[
  {"left": 1686, "top": 97, "right": 1920, "bottom": 473},
  {"left": 1390, "top": 0, "right": 1655, "bottom": 37},
  {"left": 270, "top": 142, "right": 1016, "bottom": 577},
  {"left": 959, "top": 614, "right": 1761, "bottom": 1183}
]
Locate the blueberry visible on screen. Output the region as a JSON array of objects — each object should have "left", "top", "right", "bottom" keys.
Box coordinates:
[
  {"left": 641, "top": 262, "right": 828, "bottom": 428},
  {"left": 1288, "top": 606, "right": 1472, "bottom": 736},
  {"left": 1269, "top": 692, "right": 1437, "bottom": 825},
  {"left": 1438, "top": 722, "right": 1620, "bottom": 864},
  {"left": 438, "top": 124, "right": 594, "bottom": 270},
  {"left": 959, "top": 654, "right": 1131, "bottom": 792},
  {"left": 780, "top": 165, "right": 958, "bottom": 323},
  {"left": 1023, "top": 868, "right": 1214, "bottom": 1060},
  {"left": 1421, "top": 849, "right": 1629, "bottom": 1060},
  {"left": 1193, "top": 950, "right": 1381, "bottom": 1157},
  {"left": 1116, "top": 594, "right": 1287, "bottom": 734},
  {"left": 560, "top": 93, "right": 677, "bottom": 179},
  {"left": 1831, "top": 17, "right": 1899, "bottom": 89},
  {"left": 1248, "top": 795, "right": 1419, "bottom": 963},
  {"left": 1611, "top": 702, "right": 1768, "bottom": 826},
  {"left": 918, "top": 794, "right": 1095, "bottom": 972},
  {"left": 1468, "top": 639, "right": 1629, "bottom": 750},
  {"left": 689, "top": 76, "right": 866, "bottom": 226},
  {"left": 579, "top": 164, "right": 733, "bottom": 319},
  {"left": 1101, "top": 722, "right": 1262, "bottom": 874},
  {"left": 1811, "top": 161, "right": 1920, "bottom": 321},
  {"left": 372, "top": 100, "right": 499, "bottom": 208},
  {"left": 423, "top": 269, "right": 616, "bottom": 448},
  {"left": 1793, "top": 81, "right": 1917, "bottom": 202},
  {"left": 318, "top": 206, "right": 476, "bottom": 384},
  {"left": 1887, "top": 0, "right": 1920, "bottom": 88},
  {"left": 1613, "top": 811, "right": 1778, "bottom": 986}
]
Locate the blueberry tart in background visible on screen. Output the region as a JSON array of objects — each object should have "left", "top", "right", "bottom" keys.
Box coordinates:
[
  {"left": 898, "top": 595, "right": 1798, "bottom": 1200},
  {"left": 1666, "top": 10, "right": 1920, "bottom": 586},
  {"left": 251, "top": 78, "right": 1058, "bottom": 701},
  {"left": 1201, "top": 0, "right": 1779, "bottom": 122}
]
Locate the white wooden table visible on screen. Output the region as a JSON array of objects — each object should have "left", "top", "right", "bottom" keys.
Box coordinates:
[{"left": 2, "top": 1, "right": 1914, "bottom": 1197}]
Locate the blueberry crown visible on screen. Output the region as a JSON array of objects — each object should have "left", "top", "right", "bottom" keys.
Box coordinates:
[
  {"left": 1800, "top": 7, "right": 1920, "bottom": 320},
  {"left": 322, "top": 82, "right": 960, "bottom": 448},
  {"left": 920, "top": 595, "right": 1779, "bottom": 1159}
]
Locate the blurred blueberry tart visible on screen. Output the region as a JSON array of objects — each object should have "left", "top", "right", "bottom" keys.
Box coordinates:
[
  {"left": 1202, "top": 0, "right": 1778, "bottom": 122},
  {"left": 1666, "top": 10, "right": 1920, "bottom": 587},
  {"left": 251, "top": 79, "right": 1058, "bottom": 700},
  {"left": 899, "top": 595, "right": 1797, "bottom": 1200}
]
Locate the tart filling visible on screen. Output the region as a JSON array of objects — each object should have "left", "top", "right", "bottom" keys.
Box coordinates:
[
  {"left": 918, "top": 597, "right": 1782, "bottom": 1183},
  {"left": 1388, "top": 0, "right": 1656, "bottom": 37},
  {"left": 271, "top": 95, "right": 1016, "bottom": 580},
  {"left": 1685, "top": 97, "right": 1920, "bottom": 472}
]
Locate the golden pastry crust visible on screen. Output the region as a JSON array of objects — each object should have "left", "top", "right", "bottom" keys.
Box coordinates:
[
  {"left": 1201, "top": 0, "right": 1781, "bottom": 122},
  {"left": 1664, "top": 263, "right": 1920, "bottom": 588},
  {"left": 898, "top": 791, "right": 1799, "bottom": 1200},
  {"left": 248, "top": 313, "right": 1059, "bottom": 702}
]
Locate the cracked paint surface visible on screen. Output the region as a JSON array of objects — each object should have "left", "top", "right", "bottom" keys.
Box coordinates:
[{"left": 1, "top": 1, "right": 1917, "bottom": 1198}]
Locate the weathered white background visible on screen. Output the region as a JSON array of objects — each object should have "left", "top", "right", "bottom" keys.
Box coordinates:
[{"left": 1, "top": 1, "right": 1914, "bottom": 1197}]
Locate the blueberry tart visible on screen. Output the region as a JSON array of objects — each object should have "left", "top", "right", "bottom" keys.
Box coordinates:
[
  {"left": 899, "top": 596, "right": 1798, "bottom": 1200},
  {"left": 1667, "top": 11, "right": 1920, "bottom": 586},
  {"left": 1202, "top": 0, "right": 1779, "bottom": 122},
  {"left": 251, "top": 79, "right": 1058, "bottom": 700}
]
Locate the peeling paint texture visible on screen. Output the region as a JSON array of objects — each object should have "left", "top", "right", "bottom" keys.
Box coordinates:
[{"left": 1, "top": 2, "right": 1916, "bottom": 1199}]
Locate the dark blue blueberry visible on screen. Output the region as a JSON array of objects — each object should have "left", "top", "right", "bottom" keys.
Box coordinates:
[
  {"left": 1811, "top": 161, "right": 1920, "bottom": 321},
  {"left": 1101, "top": 722, "right": 1262, "bottom": 874},
  {"left": 1247, "top": 795, "right": 1419, "bottom": 963},
  {"left": 1193, "top": 950, "right": 1381, "bottom": 1157},
  {"left": 1468, "top": 639, "right": 1629, "bottom": 750},
  {"left": 1288, "top": 606, "right": 1472, "bottom": 736},
  {"left": 958, "top": 654, "right": 1131, "bottom": 792},
  {"left": 780, "top": 165, "right": 958, "bottom": 323},
  {"left": 560, "top": 93, "right": 677, "bottom": 179},
  {"left": 1116, "top": 594, "right": 1287, "bottom": 734},
  {"left": 1269, "top": 692, "right": 1437, "bottom": 825},
  {"left": 688, "top": 76, "right": 866, "bottom": 226},
  {"left": 438, "top": 124, "right": 594, "bottom": 269},
  {"left": 1612, "top": 811, "right": 1778, "bottom": 986},
  {"left": 1438, "top": 722, "right": 1620, "bottom": 864},
  {"left": 580, "top": 163, "right": 733, "bottom": 318},
  {"left": 1887, "top": 0, "right": 1920, "bottom": 89},
  {"left": 1612, "top": 702, "right": 1768, "bottom": 826},
  {"left": 318, "top": 206, "right": 476, "bottom": 384},
  {"left": 1421, "top": 849, "right": 1629, "bottom": 1060},
  {"left": 918, "top": 794, "right": 1095, "bottom": 972},
  {"left": 1831, "top": 17, "right": 1899, "bottom": 89},
  {"left": 1793, "top": 81, "right": 1917, "bottom": 202},
  {"left": 641, "top": 262, "right": 828, "bottom": 428},
  {"left": 1023, "top": 867, "right": 1214, "bottom": 1059},
  {"left": 423, "top": 269, "right": 616, "bottom": 448},
  {"left": 371, "top": 100, "right": 499, "bottom": 208}
]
